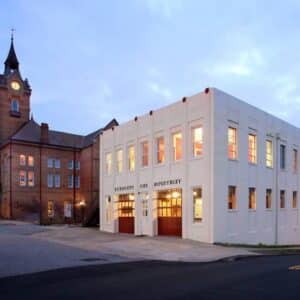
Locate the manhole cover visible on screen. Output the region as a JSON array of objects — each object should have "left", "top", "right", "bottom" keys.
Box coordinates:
[{"left": 80, "top": 258, "right": 107, "bottom": 262}]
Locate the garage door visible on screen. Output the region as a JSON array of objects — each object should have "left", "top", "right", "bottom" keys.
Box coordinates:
[
  {"left": 118, "top": 194, "right": 135, "bottom": 234},
  {"left": 157, "top": 189, "right": 182, "bottom": 237}
]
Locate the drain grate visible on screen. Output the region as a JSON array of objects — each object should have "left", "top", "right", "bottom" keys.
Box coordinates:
[{"left": 80, "top": 257, "right": 107, "bottom": 262}]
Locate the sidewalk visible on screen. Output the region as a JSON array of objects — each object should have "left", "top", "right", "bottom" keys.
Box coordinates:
[{"left": 0, "top": 220, "right": 256, "bottom": 278}]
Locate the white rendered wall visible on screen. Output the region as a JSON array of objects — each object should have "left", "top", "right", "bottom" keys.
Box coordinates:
[
  {"left": 100, "top": 91, "right": 214, "bottom": 243},
  {"left": 213, "top": 88, "right": 300, "bottom": 245}
]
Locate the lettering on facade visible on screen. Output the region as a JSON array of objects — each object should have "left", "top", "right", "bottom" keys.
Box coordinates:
[
  {"left": 153, "top": 179, "right": 181, "bottom": 187},
  {"left": 139, "top": 183, "right": 148, "bottom": 189},
  {"left": 114, "top": 185, "right": 134, "bottom": 192}
]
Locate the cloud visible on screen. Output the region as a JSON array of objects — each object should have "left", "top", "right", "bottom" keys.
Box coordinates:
[
  {"left": 147, "top": 81, "right": 172, "bottom": 100},
  {"left": 208, "top": 48, "right": 265, "bottom": 77}
]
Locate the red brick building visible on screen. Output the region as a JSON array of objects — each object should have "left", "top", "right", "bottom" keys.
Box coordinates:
[{"left": 0, "top": 36, "right": 117, "bottom": 225}]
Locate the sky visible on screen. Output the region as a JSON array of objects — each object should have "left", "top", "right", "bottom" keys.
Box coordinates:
[{"left": 1, "top": 0, "right": 300, "bottom": 135}]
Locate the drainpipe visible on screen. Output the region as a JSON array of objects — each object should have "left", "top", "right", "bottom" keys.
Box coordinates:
[
  {"left": 9, "top": 140, "right": 13, "bottom": 219},
  {"left": 275, "top": 133, "right": 280, "bottom": 245},
  {"left": 73, "top": 148, "right": 76, "bottom": 223},
  {"left": 39, "top": 144, "right": 42, "bottom": 224}
]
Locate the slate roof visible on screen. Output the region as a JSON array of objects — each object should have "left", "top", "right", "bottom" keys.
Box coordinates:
[{"left": 5, "top": 118, "right": 118, "bottom": 149}]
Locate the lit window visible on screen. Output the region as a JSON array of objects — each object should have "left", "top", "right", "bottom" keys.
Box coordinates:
[
  {"left": 48, "top": 201, "right": 54, "bottom": 218},
  {"left": 156, "top": 137, "right": 165, "bottom": 164},
  {"left": 47, "top": 174, "right": 53, "bottom": 188},
  {"left": 248, "top": 187, "right": 256, "bottom": 210},
  {"left": 293, "top": 191, "right": 298, "bottom": 209},
  {"left": 19, "top": 154, "right": 26, "bottom": 166},
  {"left": 75, "top": 176, "right": 80, "bottom": 188},
  {"left": 19, "top": 170, "right": 26, "bottom": 186},
  {"left": 11, "top": 99, "right": 19, "bottom": 112},
  {"left": 68, "top": 160, "right": 74, "bottom": 170},
  {"left": 193, "top": 188, "right": 202, "bottom": 222},
  {"left": 28, "top": 171, "right": 34, "bottom": 187},
  {"left": 105, "top": 196, "right": 113, "bottom": 223},
  {"left": 192, "top": 127, "right": 203, "bottom": 157},
  {"left": 280, "top": 145, "right": 286, "bottom": 169},
  {"left": 266, "top": 140, "right": 273, "bottom": 168},
  {"left": 248, "top": 134, "right": 257, "bottom": 164},
  {"left": 47, "top": 158, "right": 53, "bottom": 168},
  {"left": 28, "top": 155, "right": 34, "bottom": 167},
  {"left": 293, "top": 149, "right": 298, "bottom": 173},
  {"left": 172, "top": 132, "right": 182, "bottom": 161},
  {"left": 280, "top": 190, "right": 285, "bottom": 209},
  {"left": 64, "top": 201, "right": 72, "bottom": 218},
  {"left": 228, "top": 186, "right": 237, "bottom": 209},
  {"left": 228, "top": 127, "right": 237, "bottom": 159},
  {"left": 141, "top": 141, "right": 149, "bottom": 167},
  {"left": 116, "top": 149, "right": 123, "bottom": 173},
  {"left": 54, "top": 175, "right": 61, "bottom": 188},
  {"left": 68, "top": 175, "right": 73, "bottom": 188},
  {"left": 106, "top": 153, "right": 112, "bottom": 175},
  {"left": 55, "top": 159, "right": 61, "bottom": 169},
  {"left": 266, "top": 189, "right": 272, "bottom": 209},
  {"left": 128, "top": 145, "right": 135, "bottom": 171}
]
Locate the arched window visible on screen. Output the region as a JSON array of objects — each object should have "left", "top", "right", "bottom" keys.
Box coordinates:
[{"left": 11, "top": 99, "right": 19, "bottom": 112}]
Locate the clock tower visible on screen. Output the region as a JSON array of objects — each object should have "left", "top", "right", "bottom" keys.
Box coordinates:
[{"left": 0, "top": 34, "right": 31, "bottom": 144}]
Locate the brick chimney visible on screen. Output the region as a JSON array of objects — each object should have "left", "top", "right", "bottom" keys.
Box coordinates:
[{"left": 41, "top": 123, "right": 49, "bottom": 144}]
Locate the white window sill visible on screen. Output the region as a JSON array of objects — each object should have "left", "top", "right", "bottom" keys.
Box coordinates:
[
  {"left": 227, "top": 209, "right": 238, "bottom": 213},
  {"left": 228, "top": 158, "right": 238, "bottom": 162}
]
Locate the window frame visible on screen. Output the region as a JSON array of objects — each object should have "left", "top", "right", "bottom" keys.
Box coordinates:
[
  {"left": 228, "top": 186, "right": 237, "bottom": 210},
  {"left": 19, "top": 154, "right": 26, "bottom": 166},
  {"left": 11, "top": 99, "right": 19, "bottom": 112},
  {"left": 128, "top": 145, "right": 135, "bottom": 172},
  {"left": 266, "top": 140, "right": 273, "bottom": 168},
  {"left": 19, "top": 170, "right": 26, "bottom": 187},
  {"left": 27, "top": 171, "right": 35, "bottom": 187},
  {"left": 116, "top": 149, "right": 123, "bottom": 174},
  {"left": 228, "top": 127, "right": 238, "bottom": 160},
  {"left": 192, "top": 126, "right": 203, "bottom": 158},
  {"left": 292, "top": 191, "right": 298, "bottom": 209},
  {"left": 248, "top": 187, "right": 256, "bottom": 210},
  {"left": 248, "top": 133, "right": 257, "bottom": 164},
  {"left": 156, "top": 136, "right": 165, "bottom": 164},
  {"left": 280, "top": 144, "right": 286, "bottom": 170},
  {"left": 280, "top": 190, "right": 286, "bottom": 209},
  {"left": 28, "top": 155, "right": 34, "bottom": 167},
  {"left": 172, "top": 131, "right": 183, "bottom": 162},
  {"left": 105, "top": 152, "right": 112, "bottom": 175},
  {"left": 266, "top": 188, "right": 272, "bottom": 209},
  {"left": 141, "top": 141, "right": 149, "bottom": 168}
]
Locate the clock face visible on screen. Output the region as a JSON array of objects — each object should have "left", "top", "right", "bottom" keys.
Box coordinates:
[{"left": 11, "top": 81, "right": 21, "bottom": 91}]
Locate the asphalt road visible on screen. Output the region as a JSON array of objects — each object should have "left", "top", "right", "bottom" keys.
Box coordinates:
[{"left": 1, "top": 255, "right": 300, "bottom": 299}]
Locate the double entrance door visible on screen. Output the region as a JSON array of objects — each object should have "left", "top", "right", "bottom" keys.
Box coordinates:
[{"left": 157, "top": 189, "right": 182, "bottom": 237}]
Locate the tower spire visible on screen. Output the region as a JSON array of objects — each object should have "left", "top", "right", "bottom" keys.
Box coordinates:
[{"left": 4, "top": 29, "right": 19, "bottom": 74}]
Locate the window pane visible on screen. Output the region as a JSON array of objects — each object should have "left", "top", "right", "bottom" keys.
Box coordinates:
[
  {"left": 64, "top": 202, "right": 72, "bottom": 218},
  {"left": 280, "top": 145, "right": 286, "bottom": 169},
  {"left": 55, "top": 159, "right": 61, "bottom": 169},
  {"left": 19, "top": 154, "right": 26, "bottom": 166},
  {"left": 141, "top": 142, "right": 149, "bottom": 167},
  {"left": 228, "top": 186, "right": 237, "bottom": 209},
  {"left": 48, "top": 201, "right": 54, "bottom": 218},
  {"left": 28, "top": 156, "right": 34, "bottom": 167},
  {"left": 293, "top": 149, "right": 298, "bottom": 172},
  {"left": 116, "top": 149, "right": 123, "bottom": 173},
  {"left": 19, "top": 170, "right": 26, "bottom": 186},
  {"left": 280, "top": 190, "right": 285, "bottom": 208},
  {"left": 48, "top": 158, "right": 53, "bottom": 168},
  {"left": 228, "top": 127, "right": 237, "bottom": 159},
  {"left": 248, "top": 187, "right": 256, "bottom": 210},
  {"left": 157, "top": 137, "right": 165, "bottom": 164},
  {"left": 128, "top": 146, "right": 135, "bottom": 171},
  {"left": 68, "top": 175, "right": 73, "bottom": 188},
  {"left": 47, "top": 174, "right": 53, "bottom": 188},
  {"left": 193, "top": 188, "right": 202, "bottom": 222},
  {"left": 55, "top": 175, "right": 60, "bottom": 188},
  {"left": 68, "top": 160, "right": 74, "bottom": 170},
  {"left": 11, "top": 99, "right": 19, "bottom": 112},
  {"left": 248, "top": 134, "right": 257, "bottom": 164},
  {"left": 293, "top": 191, "right": 298, "bottom": 209},
  {"left": 173, "top": 132, "right": 182, "bottom": 161},
  {"left": 193, "top": 127, "right": 203, "bottom": 157},
  {"left": 266, "top": 189, "right": 272, "bottom": 209},
  {"left": 28, "top": 171, "right": 34, "bottom": 187},
  {"left": 266, "top": 140, "right": 273, "bottom": 168}
]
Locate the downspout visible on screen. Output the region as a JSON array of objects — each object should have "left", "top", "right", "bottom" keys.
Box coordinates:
[
  {"left": 275, "top": 133, "right": 280, "bottom": 245},
  {"left": 9, "top": 140, "right": 13, "bottom": 219},
  {"left": 39, "top": 144, "right": 42, "bottom": 224},
  {"left": 73, "top": 148, "right": 76, "bottom": 223}
]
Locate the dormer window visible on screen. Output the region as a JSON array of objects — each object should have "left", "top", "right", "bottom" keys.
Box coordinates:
[{"left": 11, "top": 99, "right": 19, "bottom": 112}]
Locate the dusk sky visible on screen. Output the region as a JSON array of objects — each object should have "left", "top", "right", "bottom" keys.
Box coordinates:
[{"left": 1, "top": 0, "right": 300, "bottom": 135}]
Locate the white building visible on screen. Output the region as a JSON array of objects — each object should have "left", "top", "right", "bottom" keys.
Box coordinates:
[{"left": 100, "top": 88, "right": 300, "bottom": 245}]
